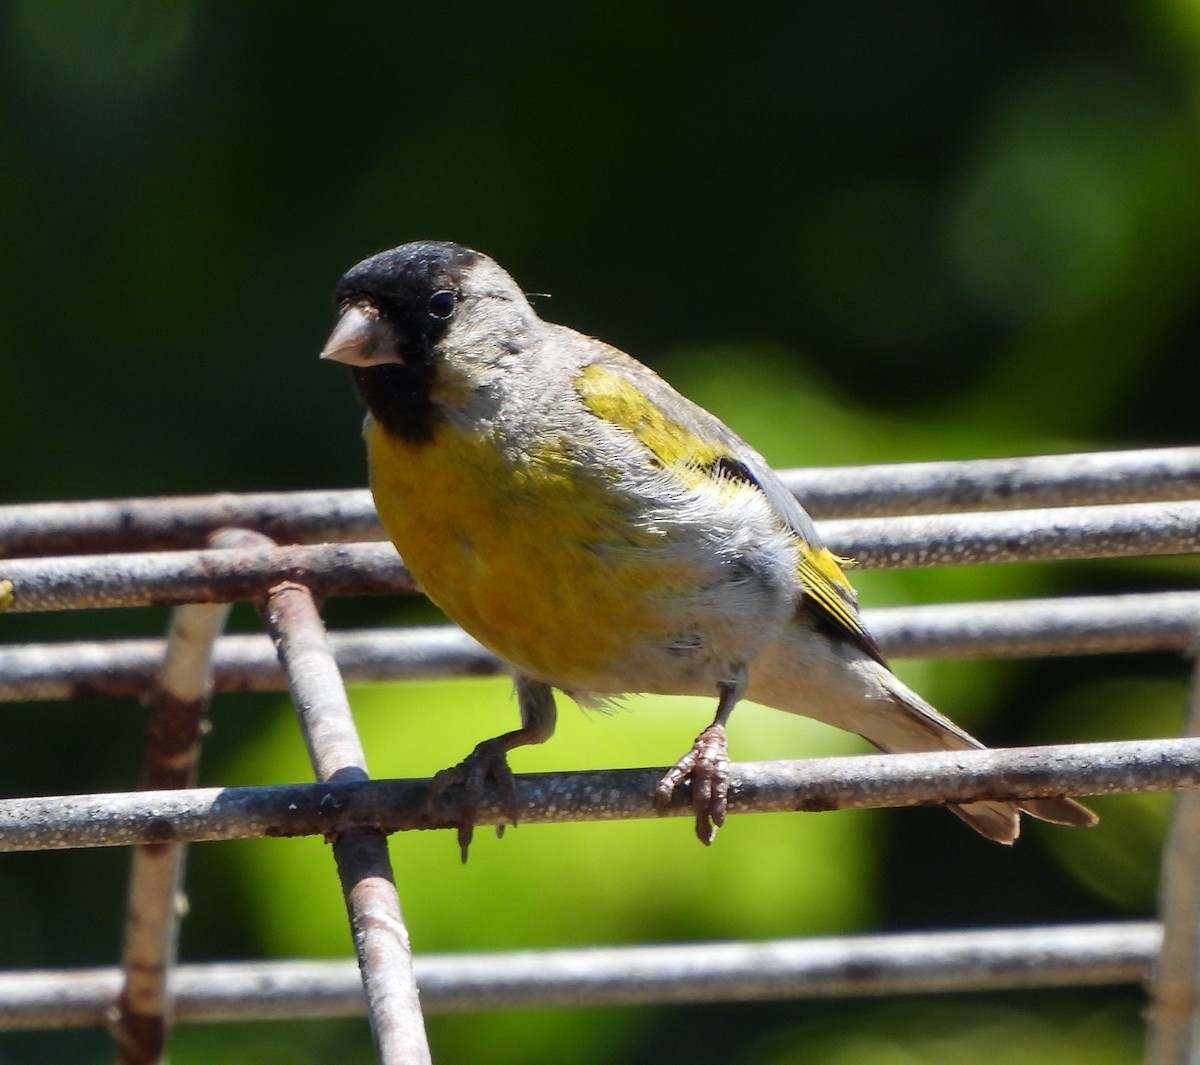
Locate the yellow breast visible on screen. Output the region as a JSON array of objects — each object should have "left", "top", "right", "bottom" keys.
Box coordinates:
[{"left": 364, "top": 417, "right": 692, "bottom": 686}]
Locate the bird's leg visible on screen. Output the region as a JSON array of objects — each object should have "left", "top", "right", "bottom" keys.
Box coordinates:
[
  {"left": 655, "top": 666, "right": 746, "bottom": 845},
  {"left": 427, "top": 675, "right": 556, "bottom": 862}
]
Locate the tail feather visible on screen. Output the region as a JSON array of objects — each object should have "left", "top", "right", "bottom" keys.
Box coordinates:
[
  {"left": 948, "top": 801, "right": 1021, "bottom": 844},
  {"left": 869, "top": 666, "right": 1097, "bottom": 840},
  {"left": 951, "top": 795, "right": 1096, "bottom": 842},
  {"left": 1020, "top": 795, "right": 1099, "bottom": 829},
  {"left": 747, "top": 622, "right": 1097, "bottom": 842}
]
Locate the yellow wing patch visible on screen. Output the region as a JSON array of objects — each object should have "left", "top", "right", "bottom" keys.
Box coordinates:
[
  {"left": 575, "top": 362, "right": 727, "bottom": 470},
  {"left": 796, "top": 543, "right": 869, "bottom": 641},
  {"left": 578, "top": 361, "right": 880, "bottom": 656}
]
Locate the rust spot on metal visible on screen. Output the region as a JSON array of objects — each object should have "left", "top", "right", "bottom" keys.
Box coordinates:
[
  {"left": 793, "top": 796, "right": 840, "bottom": 813},
  {"left": 142, "top": 818, "right": 176, "bottom": 843}
]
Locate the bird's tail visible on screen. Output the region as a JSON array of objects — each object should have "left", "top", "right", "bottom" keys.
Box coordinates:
[
  {"left": 747, "top": 622, "right": 1097, "bottom": 843},
  {"left": 861, "top": 663, "right": 1096, "bottom": 842}
]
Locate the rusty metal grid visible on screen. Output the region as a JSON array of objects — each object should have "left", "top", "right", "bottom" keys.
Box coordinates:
[{"left": 2, "top": 446, "right": 1200, "bottom": 1065}]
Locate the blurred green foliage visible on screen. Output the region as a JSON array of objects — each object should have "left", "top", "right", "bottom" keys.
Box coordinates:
[{"left": 3, "top": 1, "right": 1200, "bottom": 1062}]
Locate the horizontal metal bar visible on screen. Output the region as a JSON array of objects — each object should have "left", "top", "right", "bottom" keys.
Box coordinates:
[
  {"left": 2, "top": 591, "right": 1197, "bottom": 703},
  {"left": 0, "top": 921, "right": 1160, "bottom": 1029},
  {"left": 788, "top": 447, "right": 1200, "bottom": 517},
  {"left": 2, "top": 502, "right": 1199, "bottom": 614},
  {"left": 3, "top": 448, "right": 1198, "bottom": 558},
  {"left": 0, "top": 625, "right": 502, "bottom": 702},
  {"left": 0, "top": 739, "right": 1195, "bottom": 853},
  {"left": 0, "top": 541, "right": 414, "bottom": 613},
  {"left": 0, "top": 490, "right": 386, "bottom": 559},
  {"left": 822, "top": 500, "right": 1200, "bottom": 569},
  {"left": 872, "top": 590, "right": 1200, "bottom": 659}
]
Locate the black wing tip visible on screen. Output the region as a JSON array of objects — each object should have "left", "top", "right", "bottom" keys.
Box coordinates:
[{"left": 801, "top": 599, "right": 890, "bottom": 667}]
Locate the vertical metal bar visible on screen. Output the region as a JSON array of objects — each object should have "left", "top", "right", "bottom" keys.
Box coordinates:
[
  {"left": 111, "top": 529, "right": 241, "bottom": 1064},
  {"left": 258, "top": 578, "right": 431, "bottom": 1065},
  {"left": 1145, "top": 639, "right": 1200, "bottom": 1064}
]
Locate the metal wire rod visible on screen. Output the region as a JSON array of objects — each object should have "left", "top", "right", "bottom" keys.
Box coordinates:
[
  {"left": 112, "top": 532, "right": 239, "bottom": 1065},
  {"left": 788, "top": 447, "right": 1200, "bottom": 518},
  {"left": 407, "top": 921, "right": 1156, "bottom": 1011},
  {"left": 3, "top": 590, "right": 1199, "bottom": 704},
  {"left": 823, "top": 500, "right": 1200, "bottom": 570},
  {"left": 0, "top": 541, "right": 414, "bottom": 613},
  {"left": 3, "top": 500, "right": 1200, "bottom": 614},
  {"left": 869, "top": 590, "right": 1200, "bottom": 659},
  {"left": 0, "top": 921, "right": 1161, "bottom": 1029},
  {"left": 3, "top": 448, "right": 1199, "bottom": 558},
  {"left": 0, "top": 625, "right": 501, "bottom": 702},
  {"left": 0, "top": 489, "right": 385, "bottom": 559},
  {"left": 258, "top": 576, "right": 431, "bottom": 1065},
  {"left": 1145, "top": 635, "right": 1200, "bottom": 1065},
  {"left": 0, "top": 739, "right": 1195, "bottom": 853}
]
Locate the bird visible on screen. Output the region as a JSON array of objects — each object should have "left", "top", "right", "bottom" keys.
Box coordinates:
[{"left": 320, "top": 240, "right": 1096, "bottom": 860}]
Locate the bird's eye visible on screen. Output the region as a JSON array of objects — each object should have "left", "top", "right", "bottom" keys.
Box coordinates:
[{"left": 427, "top": 290, "right": 456, "bottom": 320}]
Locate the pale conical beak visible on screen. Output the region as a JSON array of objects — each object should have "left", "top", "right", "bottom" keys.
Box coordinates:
[{"left": 320, "top": 303, "right": 403, "bottom": 367}]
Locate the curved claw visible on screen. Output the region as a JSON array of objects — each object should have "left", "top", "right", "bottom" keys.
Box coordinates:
[
  {"left": 655, "top": 724, "right": 730, "bottom": 845},
  {"left": 427, "top": 736, "right": 522, "bottom": 862}
]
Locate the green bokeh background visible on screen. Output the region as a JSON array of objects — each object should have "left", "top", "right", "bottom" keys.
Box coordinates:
[{"left": 3, "top": 2, "right": 1200, "bottom": 1062}]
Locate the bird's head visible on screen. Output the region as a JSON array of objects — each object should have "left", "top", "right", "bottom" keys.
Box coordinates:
[
  {"left": 322, "top": 241, "right": 534, "bottom": 370},
  {"left": 321, "top": 241, "right": 541, "bottom": 442}
]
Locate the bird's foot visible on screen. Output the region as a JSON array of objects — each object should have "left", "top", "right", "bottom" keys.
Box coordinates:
[
  {"left": 655, "top": 723, "right": 730, "bottom": 845},
  {"left": 427, "top": 736, "right": 521, "bottom": 862}
]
